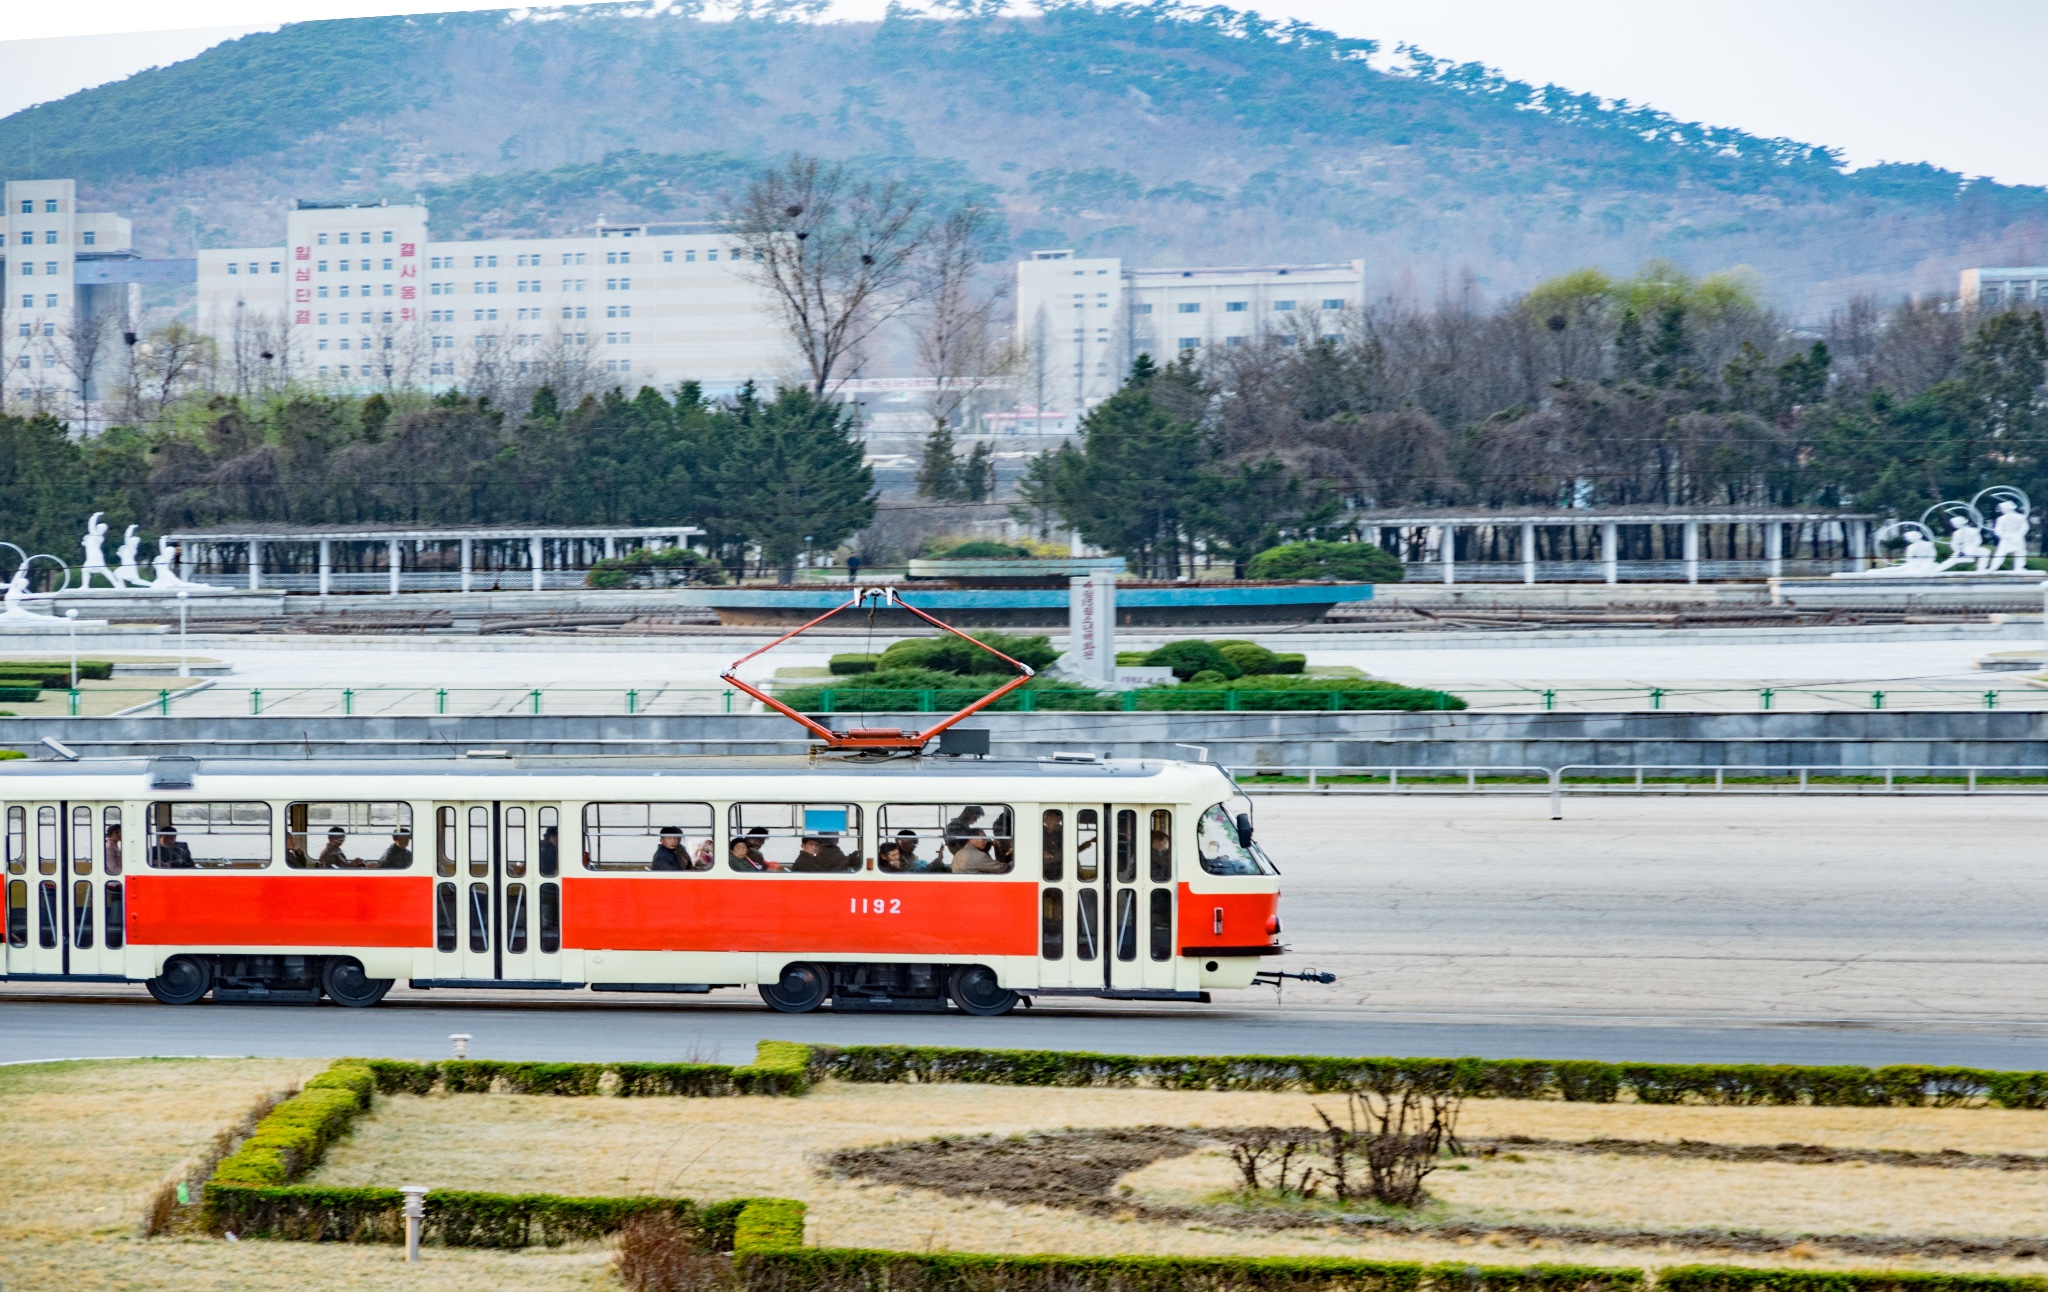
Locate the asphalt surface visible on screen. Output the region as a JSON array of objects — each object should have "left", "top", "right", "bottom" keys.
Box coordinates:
[{"left": 7, "top": 796, "right": 2046, "bottom": 1068}]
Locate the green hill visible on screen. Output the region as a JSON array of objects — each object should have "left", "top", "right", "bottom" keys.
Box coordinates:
[{"left": 4, "top": 3, "right": 2042, "bottom": 312}]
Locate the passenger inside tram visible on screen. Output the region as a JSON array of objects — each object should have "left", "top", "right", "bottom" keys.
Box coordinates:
[
  {"left": 316, "top": 827, "right": 349, "bottom": 867},
  {"left": 381, "top": 826, "right": 412, "bottom": 869},
  {"left": 150, "top": 827, "right": 193, "bottom": 868},
  {"left": 876, "top": 840, "right": 905, "bottom": 871},
  {"left": 651, "top": 827, "right": 688, "bottom": 871},
  {"left": 727, "top": 837, "right": 762, "bottom": 870},
  {"left": 952, "top": 828, "right": 1007, "bottom": 873}
]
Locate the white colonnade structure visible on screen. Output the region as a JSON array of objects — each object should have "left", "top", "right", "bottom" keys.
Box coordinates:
[
  {"left": 1354, "top": 510, "right": 1882, "bottom": 586},
  {"left": 161, "top": 526, "right": 706, "bottom": 596}
]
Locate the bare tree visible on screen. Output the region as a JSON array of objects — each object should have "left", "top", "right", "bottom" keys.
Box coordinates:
[
  {"left": 132, "top": 322, "right": 217, "bottom": 423},
  {"left": 915, "top": 204, "right": 1013, "bottom": 439},
  {"left": 55, "top": 305, "right": 124, "bottom": 431},
  {"left": 728, "top": 154, "right": 932, "bottom": 395}
]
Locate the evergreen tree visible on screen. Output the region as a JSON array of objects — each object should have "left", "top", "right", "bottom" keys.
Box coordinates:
[
  {"left": 0, "top": 414, "right": 89, "bottom": 562},
  {"left": 697, "top": 385, "right": 876, "bottom": 582},
  {"left": 916, "top": 422, "right": 963, "bottom": 500}
]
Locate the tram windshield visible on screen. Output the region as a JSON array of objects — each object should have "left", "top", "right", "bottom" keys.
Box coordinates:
[{"left": 1197, "top": 803, "right": 1274, "bottom": 875}]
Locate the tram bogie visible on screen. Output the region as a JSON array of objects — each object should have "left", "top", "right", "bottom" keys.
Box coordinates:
[{"left": 0, "top": 754, "right": 1285, "bottom": 1013}]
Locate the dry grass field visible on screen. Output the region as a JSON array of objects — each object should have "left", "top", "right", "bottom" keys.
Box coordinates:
[{"left": 11, "top": 1058, "right": 2048, "bottom": 1290}]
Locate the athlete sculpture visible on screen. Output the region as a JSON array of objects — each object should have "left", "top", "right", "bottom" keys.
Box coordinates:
[
  {"left": 78, "top": 513, "right": 115, "bottom": 589},
  {"left": 112, "top": 525, "right": 148, "bottom": 588},
  {"left": 1989, "top": 499, "right": 2031, "bottom": 572}
]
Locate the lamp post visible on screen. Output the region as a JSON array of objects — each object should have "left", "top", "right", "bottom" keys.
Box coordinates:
[
  {"left": 400, "top": 1184, "right": 428, "bottom": 1261},
  {"left": 65, "top": 609, "right": 78, "bottom": 689},
  {"left": 176, "top": 590, "right": 190, "bottom": 678}
]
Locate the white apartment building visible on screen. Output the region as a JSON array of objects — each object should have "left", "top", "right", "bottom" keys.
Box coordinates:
[
  {"left": 1, "top": 178, "right": 144, "bottom": 400},
  {"left": 198, "top": 198, "right": 796, "bottom": 394},
  {"left": 1015, "top": 251, "right": 1366, "bottom": 413},
  {"left": 1961, "top": 267, "right": 2048, "bottom": 310}
]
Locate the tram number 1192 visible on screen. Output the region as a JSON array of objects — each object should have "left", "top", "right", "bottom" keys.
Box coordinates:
[{"left": 852, "top": 897, "right": 903, "bottom": 915}]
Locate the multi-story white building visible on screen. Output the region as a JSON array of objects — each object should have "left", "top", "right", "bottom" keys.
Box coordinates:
[
  {"left": 1961, "top": 267, "right": 2048, "bottom": 310},
  {"left": 1015, "top": 251, "right": 1366, "bottom": 413},
  {"left": 199, "top": 198, "right": 796, "bottom": 394},
  {"left": 1, "top": 178, "right": 156, "bottom": 403}
]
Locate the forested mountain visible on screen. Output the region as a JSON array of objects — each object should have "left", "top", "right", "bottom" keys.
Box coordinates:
[{"left": 5, "top": 2, "right": 2046, "bottom": 315}]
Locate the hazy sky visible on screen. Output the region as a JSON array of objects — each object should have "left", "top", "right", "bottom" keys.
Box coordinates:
[{"left": 4, "top": 0, "right": 2045, "bottom": 186}]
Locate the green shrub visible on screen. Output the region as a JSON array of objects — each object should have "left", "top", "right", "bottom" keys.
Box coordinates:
[
  {"left": 733, "top": 1198, "right": 808, "bottom": 1252},
  {"left": 1134, "top": 676, "right": 1467, "bottom": 712},
  {"left": 736, "top": 1250, "right": 1640, "bottom": 1292},
  {"left": 354, "top": 1044, "right": 811, "bottom": 1101},
  {"left": 586, "top": 545, "right": 722, "bottom": 590},
  {"left": 203, "top": 1183, "right": 703, "bottom": 1248},
  {"left": 828, "top": 654, "right": 880, "bottom": 675},
  {"left": 1247, "top": 540, "right": 1404, "bottom": 583},
  {"left": 207, "top": 1072, "right": 373, "bottom": 1195},
  {"left": 925, "top": 539, "right": 1033, "bottom": 559},
  {"left": 733, "top": 1041, "right": 813, "bottom": 1095},
  {"left": 0, "top": 746, "right": 23, "bottom": 755},
  {"left": 1143, "top": 640, "right": 1241, "bottom": 680},
  {"left": 1217, "top": 642, "right": 1283, "bottom": 675},
  {"left": 876, "top": 632, "right": 1058, "bottom": 675},
  {"left": 0, "top": 660, "right": 114, "bottom": 684},
  {"left": 1657, "top": 1268, "right": 2045, "bottom": 1292},
  {"left": 0, "top": 687, "right": 39, "bottom": 702},
  {"left": 802, "top": 1044, "right": 2048, "bottom": 1107}
]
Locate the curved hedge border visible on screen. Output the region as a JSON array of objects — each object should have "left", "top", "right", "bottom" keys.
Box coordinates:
[
  {"left": 803, "top": 1045, "right": 2048, "bottom": 1109},
  {"left": 360, "top": 1040, "right": 812, "bottom": 1099}
]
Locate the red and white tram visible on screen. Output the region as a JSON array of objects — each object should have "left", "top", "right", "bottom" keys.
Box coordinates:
[{"left": 0, "top": 752, "right": 1284, "bottom": 1013}]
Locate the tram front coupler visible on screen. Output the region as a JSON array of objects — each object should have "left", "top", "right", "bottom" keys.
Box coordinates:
[{"left": 1254, "top": 969, "right": 1337, "bottom": 986}]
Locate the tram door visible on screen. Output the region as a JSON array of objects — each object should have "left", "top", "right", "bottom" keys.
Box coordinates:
[
  {"left": 430, "top": 802, "right": 562, "bottom": 982},
  {"left": 3, "top": 802, "right": 127, "bottom": 978},
  {"left": 1036, "top": 805, "right": 1177, "bottom": 992}
]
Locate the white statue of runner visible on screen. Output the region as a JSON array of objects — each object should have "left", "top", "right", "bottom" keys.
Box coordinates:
[
  {"left": 78, "top": 513, "right": 114, "bottom": 589},
  {"left": 1988, "top": 500, "right": 2031, "bottom": 572},
  {"left": 112, "top": 525, "right": 147, "bottom": 588}
]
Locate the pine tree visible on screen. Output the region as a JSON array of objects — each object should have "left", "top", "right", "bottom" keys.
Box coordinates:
[{"left": 916, "top": 422, "right": 963, "bottom": 500}]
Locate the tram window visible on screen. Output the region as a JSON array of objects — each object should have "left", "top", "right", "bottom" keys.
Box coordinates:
[
  {"left": 37, "top": 880, "right": 57, "bottom": 947},
  {"left": 877, "top": 804, "right": 1013, "bottom": 874},
  {"left": 538, "top": 883, "right": 561, "bottom": 953},
  {"left": 104, "top": 880, "right": 124, "bottom": 950},
  {"left": 467, "top": 882, "right": 489, "bottom": 952},
  {"left": 505, "top": 807, "right": 528, "bottom": 878},
  {"left": 72, "top": 879, "right": 93, "bottom": 949},
  {"left": 5, "top": 806, "right": 22, "bottom": 874},
  {"left": 1114, "top": 886, "right": 1138, "bottom": 960},
  {"left": 285, "top": 802, "right": 413, "bottom": 870},
  {"left": 1197, "top": 804, "right": 1272, "bottom": 875},
  {"left": 147, "top": 802, "right": 272, "bottom": 869},
  {"left": 103, "top": 807, "right": 122, "bottom": 876},
  {"left": 1075, "top": 887, "right": 1099, "bottom": 961},
  {"left": 1041, "top": 888, "right": 1064, "bottom": 959},
  {"left": 434, "top": 882, "right": 458, "bottom": 952},
  {"left": 582, "top": 803, "right": 715, "bottom": 871},
  {"left": 468, "top": 807, "right": 488, "bottom": 878},
  {"left": 6, "top": 879, "right": 25, "bottom": 947},
  {"left": 1114, "top": 810, "right": 1137, "bottom": 883},
  {"left": 727, "top": 803, "right": 861, "bottom": 873},
  {"left": 37, "top": 806, "right": 57, "bottom": 875},
  {"left": 71, "top": 806, "right": 92, "bottom": 875},
  {"left": 1075, "top": 809, "right": 1099, "bottom": 882},
  {"left": 436, "top": 807, "right": 457, "bottom": 877},
  {"left": 539, "top": 806, "right": 559, "bottom": 877},
  {"left": 1148, "top": 887, "right": 1172, "bottom": 961},
  {"left": 1149, "top": 809, "right": 1172, "bottom": 882},
  {"left": 1040, "top": 809, "right": 1063, "bottom": 882},
  {"left": 505, "top": 883, "right": 529, "bottom": 953}
]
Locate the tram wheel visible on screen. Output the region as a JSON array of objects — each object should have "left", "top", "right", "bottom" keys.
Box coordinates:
[
  {"left": 948, "top": 965, "right": 1018, "bottom": 1017},
  {"left": 321, "top": 958, "right": 394, "bottom": 1008},
  {"left": 145, "top": 955, "right": 212, "bottom": 1006},
  {"left": 759, "top": 962, "right": 830, "bottom": 1013}
]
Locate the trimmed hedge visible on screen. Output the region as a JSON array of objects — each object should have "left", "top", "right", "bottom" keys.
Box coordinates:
[
  {"left": 1657, "top": 1269, "right": 2048, "bottom": 1292},
  {"left": 202, "top": 1185, "right": 766, "bottom": 1248},
  {"left": 0, "top": 661, "right": 114, "bottom": 685},
  {"left": 804, "top": 1045, "right": 2048, "bottom": 1108},
  {"left": 355, "top": 1041, "right": 813, "bottom": 1099},
  {"left": 209, "top": 1061, "right": 376, "bottom": 1188},
  {"left": 736, "top": 1251, "right": 1640, "bottom": 1292},
  {"left": 733, "top": 1198, "right": 809, "bottom": 1252}
]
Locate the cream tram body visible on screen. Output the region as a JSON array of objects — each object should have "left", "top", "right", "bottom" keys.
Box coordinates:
[{"left": 0, "top": 755, "right": 1282, "bottom": 1013}]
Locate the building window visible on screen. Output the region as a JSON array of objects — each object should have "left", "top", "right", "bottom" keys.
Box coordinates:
[
  {"left": 1177, "top": 337, "right": 1199, "bottom": 348},
  {"left": 1177, "top": 302, "right": 1199, "bottom": 313},
  {"left": 318, "top": 338, "right": 329, "bottom": 351},
  {"left": 44, "top": 199, "right": 58, "bottom": 213},
  {"left": 662, "top": 249, "right": 674, "bottom": 263},
  {"left": 606, "top": 304, "right": 631, "bottom": 319},
  {"left": 43, "top": 232, "right": 56, "bottom": 244},
  {"left": 1273, "top": 300, "right": 1296, "bottom": 311},
  {"left": 606, "top": 250, "right": 631, "bottom": 265},
  {"left": 565, "top": 278, "right": 585, "bottom": 292},
  {"left": 82, "top": 232, "right": 95, "bottom": 246},
  {"left": 44, "top": 294, "right": 57, "bottom": 308},
  {"left": 606, "top": 359, "right": 631, "bottom": 373},
  {"left": 473, "top": 255, "right": 498, "bottom": 268},
  {"left": 685, "top": 250, "right": 697, "bottom": 262},
  {"left": 475, "top": 281, "right": 498, "bottom": 294},
  {"left": 317, "top": 313, "right": 329, "bottom": 325},
  {"left": 1278, "top": 335, "right": 1299, "bottom": 346},
  {"left": 561, "top": 252, "right": 586, "bottom": 266},
  {"left": 474, "top": 308, "right": 498, "bottom": 322},
  {"left": 383, "top": 230, "right": 393, "bottom": 243},
  {"left": 17, "top": 263, "right": 30, "bottom": 277},
  {"left": 706, "top": 250, "right": 717, "bottom": 262},
  {"left": 563, "top": 305, "right": 587, "bottom": 320},
  {"left": 430, "top": 256, "right": 451, "bottom": 269},
  {"left": 16, "top": 200, "right": 27, "bottom": 214},
  {"left": 1226, "top": 336, "right": 1245, "bottom": 347},
  {"left": 1322, "top": 298, "right": 1344, "bottom": 309},
  {"left": 1225, "top": 301, "right": 1247, "bottom": 312},
  {"left": 605, "top": 277, "right": 630, "bottom": 291},
  {"left": 317, "top": 233, "right": 328, "bottom": 245},
  {"left": 40, "top": 322, "right": 53, "bottom": 337}
]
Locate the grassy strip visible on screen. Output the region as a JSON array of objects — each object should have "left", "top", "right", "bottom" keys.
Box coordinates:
[
  {"left": 735, "top": 1251, "right": 1641, "bottom": 1292},
  {"left": 803, "top": 1045, "right": 2048, "bottom": 1108},
  {"left": 360, "top": 1040, "right": 812, "bottom": 1098}
]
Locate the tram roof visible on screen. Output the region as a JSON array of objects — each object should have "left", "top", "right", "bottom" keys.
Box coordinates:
[{"left": 0, "top": 753, "right": 1222, "bottom": 787}]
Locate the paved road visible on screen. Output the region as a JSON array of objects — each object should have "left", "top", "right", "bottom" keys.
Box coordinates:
[{"left": 7, "top": 796, "right": 2044, "bottom": 1068}]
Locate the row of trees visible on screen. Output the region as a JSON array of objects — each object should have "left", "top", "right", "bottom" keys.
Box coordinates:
[
  {"left": 0, "top": 383, "right": 875, "bottom": 581},
  {"left": 1015, "top": 267, "right": 2048, "bottom": 574}
]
